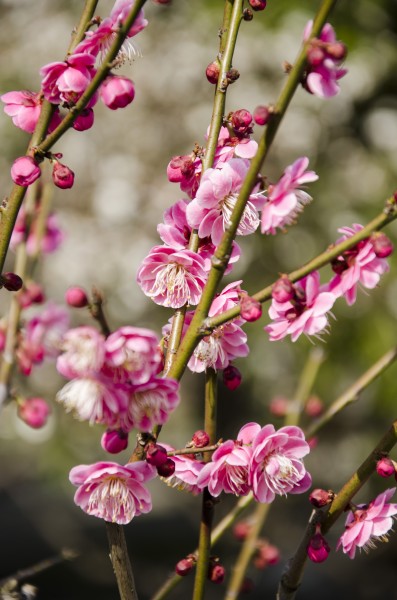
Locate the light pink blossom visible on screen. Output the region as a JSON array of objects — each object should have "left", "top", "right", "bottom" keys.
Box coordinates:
[
  {"left": 265, "top": 271, "right": 336, "bottom": 342},
  {"left": 260, "top": 157, "right": 318, "bottom": 234},
  {"left": 159, "top": 444, "right": 205, "bottom": 495},
  {"left": 328, "top": 224, "right": 390, "bottom": 306},
  {"left": 40, "top": 53, "right": 96, "bottom": 104},
  {"left": 137, "top": 245, "right": 207, "bottom": 308},
  {"left": 1, "top": 90, "right": 61, "bottom": 133},
  {"left": 249, "top": 424, "right": 312, "bottom": 503},
  {"left": 186, "top": 158, "right": 261, "bottom": 245},
  {"left": 70, "top": 460, "right": 156, "bottom": 524},
  {"left": 104, "top": 326, "right": 162, "bottom": 385},
  {"left": 57, "top": 326, "right": 106, "bottom": 379},
  {"left": 120, "top": 377, "right": 180, "bottom": 432},
  {"left": 337, "top": 488, "right": 397, "bottom": 559}
]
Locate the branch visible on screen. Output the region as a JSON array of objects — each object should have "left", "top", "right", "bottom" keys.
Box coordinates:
[{"left": 106, "top": 523, "right": 139, "bottom": 600}]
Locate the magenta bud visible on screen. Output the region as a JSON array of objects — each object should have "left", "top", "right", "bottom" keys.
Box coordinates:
[
  {"left": 1, "top": 272, "right": 23, "bottom": 291},
  {"left": 206, "top": 61, "right": 220, "bottom": 84},
  {"left": 175, "top": 555, "right": 195, "bottom": 576},
  {"left": 253, "top": 541, "right": 280, "bottom": 569},
  {"left": 65, "top": 286, "right": 89, "bottom": 308},
  {"left": 307, "top": 528, "right": 330, "bottom": 563},
  {"left": 305, "top": 395, "right": 324, "bottom": 418},
  {"left": 223, "top": 365, "right": 242, "bottom": 391},
  {"left": 100, "top": 75, "right": 135, "bottom": 110},
  {"left": 101, "top": 429, "right": 129, "bottom": 454},
  {"left": 233, "top": 520, "right": 252, "bottom": 541},
  {"left": 73, "top": 108, "right": 94, "bottom": 132},
  {"left": 146, "top": 442, "right": 168, "bottom": 467},
  {"left": 240, "top": 294, "right": 262, "bottom": 322},
  {"left": 208, "top": 563, "right": 225, "bottom": 584},
  {"left": 249, "top": 0, "right": 267, "bottom": 10},
  {"left": 272, "top": 276, "right": 295, "bottom": 303},
  {"left": 157, "top": 457, "right": 175, "bottom": 477},
  {"left": 192, "top": 430, "right": 210, "bottom": 448},
  {"left": 376, "top": 456, "right": 395, "bottom": 478},
  {"left": 370, "top": 232, "right": 394, "bottom": 258},
  {"left": 52, "top": 161, "right": 75, "bottom": 189},
  {"left": 269, "top": 395, "right": 288, "bottom": 417},
  {"left": 326, "top": 42, "right": 347, "bottom": 61},
  {"left": 309, "top": 488, "right": 334, "bottom": 508},
  {"left": 11, "top": 156, "right": 41, "bottom": 187},
  {"left": 18, "top": 397, "right": 50, "bottom": 429},
  {"left": 167, "top": 155, "right": 195, "bottom": 181},
  {"left": 253, "top": 105, "right": 270, "bottom": 126},
  {"left": 306, "top": 45, "right": 325, "bottom": 67},
  {"left": 231, "top": 109, "right": 253, "bottom": 134}
]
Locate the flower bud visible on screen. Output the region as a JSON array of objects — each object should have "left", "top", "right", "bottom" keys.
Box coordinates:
[
  {"left": 231, "top": 109, "right": 253, "bottom": 134},
  {"left": 307, "top": 45, "right": 325, "bottom": 67},
  {"left": 240, "top": 294, "right": 262, "bottom": 322},
  {"left": 272, "top": 276, "right": 295, "bottom": 303},
  {"left": 73, "top": 108, "right": 94, "bottom": 131},
  {"left": 269, "top": 395, "right": 288, "bottom": 417},
  {"left": 233, "top": 520, "right": 252, "bottom": 541},
  {"left": 242, "top": 9, "right": 253, "bottom": 21},
  {"left": 307, "top": 527, "right": 330, "bottom": 563},
  {"left": 249, "top": 0, "right": 267, "bottom": 10},
  {"left": 309, "top": 488, "right": 334, "bottom": 508},
  {"left": 305, "top": 395, "right": 324, "bottom": 418},
  {"left": 326, "top": 42, "right": 347, "bottom": 61},
  {"left": 175, "top": 555, "right": 196, "bottom": 576},
  {"left": 208, "top": 562, "right": 225, "bottom": 584},
  {"left": 146, "top": 442, "right": 168, "bottom": 467},
  {"left": 370, "top": 232, "right": 394, "bottom": 258},
  {"left": 17, "top": 397, "right": 50, "bottom": 429},
  {"left": 223, "top": 365, "right": 242, "bottom": 391},
  {"left": 101, "top": 429, "right": 129, "bottom": 454},
  {"left": 11, "top": 156, "right": 41, "bottom": 187},
  {"left": 65, "top": 286, "right": 89, "bottom": 308},
  {"left": 157, "top": 457, "right": 176, "bottom": 477},
  {"left": 100, "top": 75, "right": 135, "bottom": 110},
  {"left": 1, "top": 272, "right": 23, "bottom": 291},
  {"left": 52, "top": 161, "right": 75, "bottom": 189},
  {"left": 253, "top": 540, "right": 280, "bottom": 569},
  {"left": 206, "top": 61, "right": 220, "bottom": 85},
  {"left": 167, "top": 155, "right": 195, "bottom": 182},
  {"left": 192, "top": 430, "right": 210, "bottom": 448},
  {"left": 376, "top": 456, "right": 395, "bottom": 478},
  {"left": 253, "top": 105, "right": 270, "bottom": 126},
  {"left": 226, "top": 68, "right": 240, "bottom": 83}
]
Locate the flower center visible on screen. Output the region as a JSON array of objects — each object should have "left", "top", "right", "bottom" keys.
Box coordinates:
[
  {"left": 152, "top": 262, "right": 200, "bottom": 307},
  {"left": 261, "top": 452, "right": 301, "bottom": 495},
  {"left": 88, "top": 476, "right": 135, "bottom": 523},
  {"left": 220, "top": 194, "right": 259, "bottom": 236}
]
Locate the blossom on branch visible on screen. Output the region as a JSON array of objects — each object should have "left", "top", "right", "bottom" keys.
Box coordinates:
[{"left": 1, "top": 90, "right": 61, "bottom": 133}]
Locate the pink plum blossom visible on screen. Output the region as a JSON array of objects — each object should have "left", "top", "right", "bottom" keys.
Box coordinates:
[
  {"left": 40, "top": 53, "right": 96, "bottom": 104},
  {"left": 186, "top": 158, "right": 261, "bottom": 245},
  {"left": 159, "top": 444, "right": 205, "bottom": 495},
  {"left": 69, "top": 460, "right": 156, "bottom": 524},
  {"left": 211, "top": 125, "right": 258, "bottom": 161},
  {"left": 249, "top": 423, "right": 312, "bottom": 503},
  {"left": 104, "top": 326, "right": 162, "bottom": 384},
  {"left": 265, "top": 271, "right": 336, "bottom": 342},
  {"left": 337, "top": 488, "right": 397, "bottom": 559},
  {"left": 11, "top": 156, "right": 41, "bottom": 187},
  {"left": 260, "top": 157, "right": 318, "bottom": 234},
  {"left": 328, "top": 224, "right": 390, "bottom": 306},
  {"left": 57, "top": 326, "right": 106, "bottom": 379},
  {"left": 23, "top": 302, "right": 70, "bottom": 359},
  {"left": 1, "top": 90, "right": 61, "bottom": 133},
  {"left": 120, "top": 377, "right": 180, "bottom": 432},
  {"left": 11, "top": 208, "right": 64, "bottom": 255},
  {"left": 303, "top": 21, "right": 347, "bottom": 98},
  {"left": 136, "top": 245, "right": 207, "bottom": 308},
  {"left": 100, "top": 75, "right": 135, "bottom": 110},
  {"left": 17, "top": 397, "right": 50, "bottom": 429}
]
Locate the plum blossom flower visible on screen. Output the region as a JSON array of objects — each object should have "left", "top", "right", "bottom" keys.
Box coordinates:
[
  {"left": 57, "top": 326, "right": 106, "bottom": 379},
  {"left": 197, "top": 423, "right": 258, "bottom": 497},
  {"left": 1, "top": 90, "right": 61, "bottom": 133},
  {"left": 25, "top": 303, "right": 70, "bottom": 358},
  {"left": 260, "top": 157, "right": 318, "bottom": 234},
  {"left": 40, "top": 53, "right": 96, "bottom": 104},
  {"left": 249, "top": 424, "right": 312, "bottom": 503},
  {"left": 120, "top": 377, "right": 180, "bottom": 432},
  {"left": 70, "top": 460, "right": 156, "bottom": 524},
  {"left": 11, "top": 208, "right": 64, "bottom": 255},
  {"left": 303, "top": 21, "right": 347, "bottom": 98},
  {"left": 104, "top": 326, "right": 162, "bottom": 384},
  {"left": 17, "top": 396, "right": 51, "bottom": 429},
  {"left": 337, "top": 488, "right": 397, "bottom": 559},
  {"left": 137, "top": 245, "right": 207, "bottom": 308},
  {"left": 265, "top": 271, "right": 336, "bottom": 342},
  {"left": 328, "top": 224, "right": 390, "bottom": 306},
  {"left": 159, "top": 444, "right": 205, "bottom": 495},
  {"left": 186, "top": 158, "right": 261, "bottom": 245}
]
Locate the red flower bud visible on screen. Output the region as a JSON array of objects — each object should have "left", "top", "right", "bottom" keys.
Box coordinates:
[
  {"left": 1, "top": 272, "right": 23, "bottom": 291},
  {"left": 305, "top": 395, "right": 324, "bottom": 418},
  {"left": 240, "top": 294, "right": 262, "bottom": 322},
  {"left": 146, "top": 442, "right": 168, "bottom": 467},
  {"left": 65, "top": 286, "right": 89, "bottom": 308},
  {"left": 11, "top": 156, "right": 41, "bottom": 187},
  {"left": 52, "top": 161, "right": 75, "bottom": 189},
  {"left": 175, "top": 555, "right": 196, "bottom": 576},
  {"left": 157, "top": 457, "right": 175, "bottom": 477},
  {"left": 376, "top": 456, "right": 396, "bottom": 478},
  {"left": 206, "top": 61, "right": 220, "bottom": 85},
  {"left": 370, "top": 232, "right": 394, "bottom": 258},
  {"left": 253, "top": 105, "right": 270, "bottom": 126},
  {"left": 18, "top": 397, "right": 50, "bottom": 429},
  {"left": 307, "top": 527, "right": 330, "bottom": 563},
  {"left": 309, "top": 488, "right": 335, "bottom": 508},
  {"left": 192, "top": 430, "right": 210, "bottom": 448},
  {"left": 101, "top": 429, "right": 129, "bottom": 454},
  {"left": 208, "top": 563, "right": 225, "bottom": 584},
  {"left": 249, "top": 0, "right": 267, "bottom": 10},
  {"left": 223, "top": 365, "right": 242, "bottom": 391},
  {"left": 326, "top": 42, "right": 347, "bottom": 61},
  {"left": 231, "top": 109, "right": 253, "bottom": 134},
  {"left": 272, "top": 276, "right": 295, "bottom": 303}
]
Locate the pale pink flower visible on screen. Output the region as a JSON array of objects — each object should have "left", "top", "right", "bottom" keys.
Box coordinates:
[
  {"left": 197, "top": 423, "right": 258, "bottom": 497},
  {"left": 100, "top": 75, "right": 135, "bottom": 110},
  {"left": 260, "top": 157, "right": 318, "bottom": 234},
  {"left": 337, "top": 488, "right": 397, "bottom": 559},
  {"left": 120, "top": 377, "right": 180, "bottom": 432},
  {"left": 70, "top": 460, "right": 156, "bottom": 524},
  {"left": 56, "top": 376, "right": 128, "bottom": 426},
  {"left": 159, "top": 444, "right": 205, "bottom": 495},
  {"left": 303, "top": 21, "right": 347, "bottom": 98},
  {"left": 186, "top": 158, "right": 261, "bottom": 245},
  {"left": 23, "top": 302, "right": 70, "bottom": 359},
  {"left": 11, "top": 208, "right": 64, "bottom": 255},
  {"left": 104, "top": 326, "right": 162, "bottom": 385},
  {"left": 57, "top": 326, "right": 106, "bottom": 379},
  {"left": 328, "top": 224, "right": 390, "bottom": 306},
  {"left": 1, "top": 90, "right": 61, "bottom": 133},
  {"left": 265, "top": 271, "right": 336, "bottom": 342},
  {"left": 249, "top": 424, "right": 312, "bottom": 503},
  {"left": 40, "top": 53, "right": 96, "bottom": 104},
  {"left": 11, "top": 156, "right": 41, "bottom": 187},
  {"left": 137, "top": 245, "right": 207, "bottom": 308},
  {"left": 210, "top": 125, "right": 258, "bottom": 161}
]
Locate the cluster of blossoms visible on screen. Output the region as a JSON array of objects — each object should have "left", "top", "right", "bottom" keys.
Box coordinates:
[{"left": 1, "top": 0, "right": 148, "bottom": 188}]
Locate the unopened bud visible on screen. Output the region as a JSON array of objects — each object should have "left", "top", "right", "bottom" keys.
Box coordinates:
[
  {"left": 240, "top": 294, "right": 262, "bottom": 322},
  {"left": 269, "top": 395, "right": 288, "bottom": 417},
  {"left": 231, "top": 109, "right": 253, "bottom": 134},
  {"left": 326, "top": 42, "right": 347, "bottom": 61},
  {"left": 223, "top": 365, "right": 242, "bottom": 391},
  {"left": 157, "top": 457, "right": 175, "bottom": 477},
  {"left": 243, "top": 8, "right": 253, "bottom": 21},
  {"left": 376, "top": 456, "right": 396, "bottom": 478},
  {"left": 65, "top": 286, "right": 89, "bottom": 308},
  {"left": 307, "top": 527, "right": 330, "bottom": 563},
  {"left": 52, "top": 161, "right": 75, "bottom": 189},
  {"left": 18, "top": 397, "right": 50, "bottom": 429},
  {"left": 192, "top": 430, "right": 210, "bottom": 448},
  {"left": 146, "top": 442, "right": 168, "bottom": 467},
  {"left": 206, "top": 61, "right": 220, "bottom": 84},
  {"left": 101, "top": 429, "right": 129, "bottom": 454},
  {"left": 175, "top": 555, "right": 196, "bottom": 576},
  {"left": 1, "top": 272, "right": 23, "bottom": 292},
  {"left": 307, "top": 45, "right": 325, "bottom": 67},
  {"left": 305, "top": 395, "right": 324, "bottom": 418},
  {"left": 249, "top": 0, "right": 267, "bottom": 10},
  {"left": 233, "top": 520, "right": 252, "bottom": 541},
  {"left": 208, "top": 562, "right": 225, "bottom": 584},
  {"left": 272, "top": 276, "right": 295, "bottom": 303},
  {"left": 253, "top": 540, "right": 280, "bottom": 569},
  {"left": 309, "top": 488, "right": 334, "bottom": 508},
  {"left": 226, "top": 68, "right": 240, "bottom": 83},
  {"left": 253, "top": 105, "right": 270, "bottom": 126},
  {"left": 370, "top": 232, "right": 394, "bottom": 258}
]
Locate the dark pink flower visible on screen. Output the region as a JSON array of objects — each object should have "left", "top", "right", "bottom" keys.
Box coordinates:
[
  {"left": 265, "top": 271, "right": 336, "bottom": 342},
  {"left": 328, "top": 224, "right": 390, "bottom": 306},
  {"left": 137, "top": 245, "right": 207, "bottom": 308},
  {"left": 17, "top": 396, "right": 50, "bottom": 429},
  {"left": 260, "top": 157, "right": 318, "bottom": 234},
  {"left": 11, "top": 156, "right": 41, "bottom": 187},
  {"left": 337, "top": 488, "right": 397, "bottom": 559},
  {"left": 69, "top": 460, "right": 156, "bottom": 524},
  {"left": 100, "top": 75, "right": 135, "bottom": 110},
  {"left": 57, "top": 326, "right": 106, "bottom": 379},
  {"left": 40, "top": 53, "right": 96, "bottom": 104},
  {"left": 249, "top": 424, "right": 311, "bottom": 503}
]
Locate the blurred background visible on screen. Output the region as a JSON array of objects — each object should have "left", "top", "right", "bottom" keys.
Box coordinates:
[{"left": 1, "top": 0, "right": 397, "bottom": 598}]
